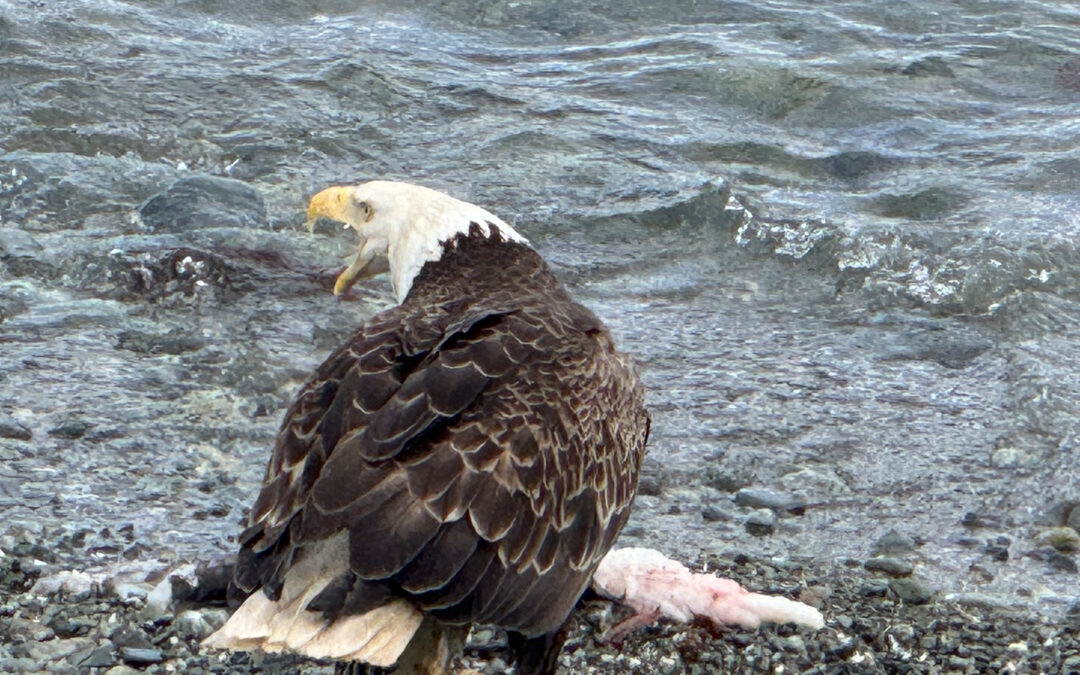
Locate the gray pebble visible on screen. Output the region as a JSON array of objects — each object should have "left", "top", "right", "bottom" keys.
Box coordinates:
[
  {"left": 889, "top": 577, "right": 934, "bottom": 604},
  {"left": 948, "top": 655, "right": 974, "bottom": 668},
  {"left": 75, "top": 644, "right": 116, "bottom": 668},
  {"left": 174, "top": 609, "right": 221, "bottom": 640},
  {"left": 701, "top": 504, "right": 730, "bottom": 522},
  {"left": 870, "top": 529, "right": 915, "bottom": 556},
  {"left": 25, "top": 637, "right": 95, "bottom": 662},
  {"left": 1047, "top": 551, "right": 1078, "bottom": 574},
  {"left": 119, "top": 646, "right": 163, "bottom": 665},
  {"left": 859, "top": 579, "right": 889, "bottom": 597},
  {"left": 778, "top": 635, "right": 805, "bottom": 652},
  {"left": 47, "top": 419, "right": 94, "bottom": 439},
  {"left": 863, "top": 557, "right": 914, "bottom": 577},
  {"left": 110, "top": 583, "right": 149, "bottom": 603},
  {"left": 110, "top": 625, "right": 154, "bottom": 651},
  {"left": 703, "top": 466, "right": 750, "bottom": 493},
  {"left": 733, "top": 488, "right": 805, "bottom": 515},
  {"left": 960, "top": 511, "right": 1001, "bottom": 529},
  {"left": 744, "top": 508, "right": 776, "bottom": 536}
]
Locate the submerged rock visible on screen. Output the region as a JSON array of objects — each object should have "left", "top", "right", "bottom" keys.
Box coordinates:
[
  {"left": 901, "top": 56, "right": 955, "bottom": 78},
  {"left": 138, "top": 175, "right": 266, "bottom": 233},
  {"left": 0, "top": 414, "right": 32, "bottom": 440}
]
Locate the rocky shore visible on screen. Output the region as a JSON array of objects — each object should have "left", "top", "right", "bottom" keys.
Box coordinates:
[{"left": 3, "top": 521, "right": 1078, "bottom": 674}]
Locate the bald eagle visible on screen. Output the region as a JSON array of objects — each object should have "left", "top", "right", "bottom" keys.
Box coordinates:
[{"left": 204, "top": 181, "right": 650, "bottom": 674}]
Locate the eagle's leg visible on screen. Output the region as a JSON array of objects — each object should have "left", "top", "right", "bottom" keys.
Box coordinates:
[{"left": 507, "top": 623, "right": 570, "bottom": 675}]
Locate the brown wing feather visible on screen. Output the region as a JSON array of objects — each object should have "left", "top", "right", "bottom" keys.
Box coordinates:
[{"left": 232, "top": 242, "right": 649, "bottom": 638}]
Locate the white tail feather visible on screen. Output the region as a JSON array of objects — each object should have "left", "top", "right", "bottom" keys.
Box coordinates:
[
  {"left": 202, "top": 590, "right": 277, "bottom": 649},
  {"left": 202, "top": 532, "right": 424, "bottom": 667},
  {"left": 296, "top": 600, "right": 422, "bottom": 664}
]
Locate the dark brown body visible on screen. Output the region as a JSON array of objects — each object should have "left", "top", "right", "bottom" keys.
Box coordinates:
[{"left": 231, "top": 224, "right": 649, "bottom": 671}]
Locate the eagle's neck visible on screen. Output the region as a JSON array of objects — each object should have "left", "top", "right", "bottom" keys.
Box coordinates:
[
  {"left": 385, "top": 193, "right": 527, "bottom": 303},
  {"left": 403, "top": 224, "right": 564, "bottom": 310}
]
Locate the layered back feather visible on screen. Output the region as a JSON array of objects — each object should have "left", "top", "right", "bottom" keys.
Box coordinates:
[{"left": 209, "top": 224, "right": 649, "bottom": 672}]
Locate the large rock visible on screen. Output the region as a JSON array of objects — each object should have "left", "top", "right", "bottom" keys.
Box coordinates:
[{"left": 138, "top": 175, "right": 266, "bottom": 232}]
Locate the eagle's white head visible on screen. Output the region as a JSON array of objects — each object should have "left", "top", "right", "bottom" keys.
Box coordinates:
[{"left": 305, "top": 180, "right": 529, "bottom": 303}]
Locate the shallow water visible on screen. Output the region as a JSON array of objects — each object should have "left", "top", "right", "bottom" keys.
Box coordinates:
[{"left": 1, "top": 0, "right": 1079, "bottom": 619}]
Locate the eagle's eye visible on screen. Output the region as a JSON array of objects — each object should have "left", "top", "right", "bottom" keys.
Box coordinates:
[{"left": 356, "top": 200, "right": 373, "bottom": 221}]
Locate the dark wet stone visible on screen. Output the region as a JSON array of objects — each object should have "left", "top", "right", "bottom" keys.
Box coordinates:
[
  {"left": 744, "top": 508, "right": 776, "bottom": 536},
  {"left": 733, "top": 488, "right": 805, "bottom": 515},
  {"left": 0, "top": 227, "right": 44, "bottom": 258},
  {"left": 75, "top": 644, "right": 116, "bottom": 668},
  {"left": 1047, "top": 551, "right": 1078, "bottom": 574},
  {"left": 961, "top": 511, "right": 1001, "bottom": 529},
  {"left": 1057, "top": 58, "right": 1080, "bottom": 92},
  {"left": 122, "top": 542, "right": 151, "bottom": 560},
  {"left": 870, "top": 529, "right": 915, "bottom": 556},
  {"left": 47, "top": 419, "right": 93, "bottom": 439},
  {"left": 889, "top": 577, "right": 934, "bottom": 604},
  {"left": 1037, "top": 500, "right": 1078, "bottom": 527},
  {"left": 701, "top": 504, "right": 730, "bottom": 522},
  {"left": 116, "top": 329, "right": 205, "bottom": 355},
  {"left": 138, "top": 174, "right": 266, "bottom": 232},
  {"left": 110, "top": 624, "right": 154, "bottom": 651},
  {"left": 985, "top": 537, "right": 1010, "bottom": 562},
  {"left": 818, "top": 151, "right": 898, "bottom": 180},
  {"left": 0, "top": 414, "right": 31, "bottom": 440},
  {"left": 1068, "top": 505, "right": 1080, "bottom": 533},
  {"left": 47, "top": 614, "right": 93, "bottom": 638},
  {"left": 863, "top": 557, "right": 913, "bottom": 577},
  {"left": 859, "top": 579, "right": 889, "bottom": 597},
  {"left": 901, "top": 56, "right": 955, "bottom": 78},
  {"left": 703, "top": 465, "right": 750, "bottom": 493},
  {"left": 968, "top": 563, "right": 994, "bottom": 583},
  {"left": 23, "top": 636, "right": 95, "bottom": 663},
  {"left": 119, "top": 646, "right": 163, "bottom": 665},
  {"left": 869, "top": 186, "right": 967, "bottom": 221},
  {"left": 878, "top": 327, "right": 990, "bottom": 369},
  {"left": 824, "top": 637, "right": 857, "bottom": 660}
]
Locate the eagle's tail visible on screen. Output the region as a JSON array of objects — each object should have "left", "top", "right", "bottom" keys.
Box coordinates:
[{"left": 202, "top": 533, "right": 425, "bottom": 667}]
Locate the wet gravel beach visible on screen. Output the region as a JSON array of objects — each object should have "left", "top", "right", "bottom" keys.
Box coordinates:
[
  {"left": 2, "top": 0, "right": 1080, "bottom": 672},
  {"left": 3, "top": 527, "right": 1080, "bottom": 674}
]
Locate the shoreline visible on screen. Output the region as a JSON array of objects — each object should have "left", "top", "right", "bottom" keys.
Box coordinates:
[{"left": 3, "top": 537, "right": 1077, "bottom": 674}]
